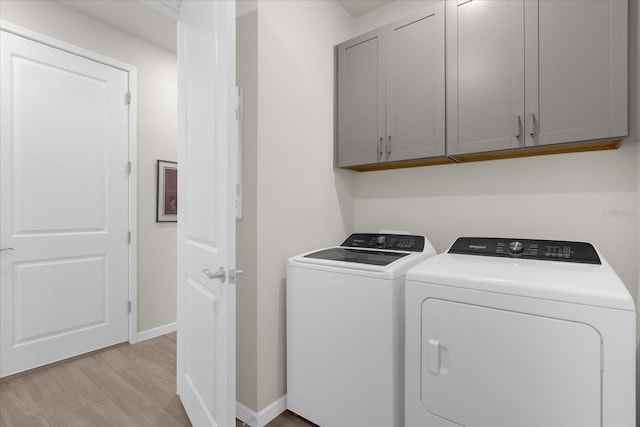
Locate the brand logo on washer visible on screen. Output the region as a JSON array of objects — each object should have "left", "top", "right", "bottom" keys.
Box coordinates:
[{"left": 469, "top": 245, "right": 487, "bottom": 250}]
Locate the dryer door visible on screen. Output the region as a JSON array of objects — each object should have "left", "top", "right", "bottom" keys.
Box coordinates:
[{"left": 421, "top": 299, "right": 601, "bottom": 427}]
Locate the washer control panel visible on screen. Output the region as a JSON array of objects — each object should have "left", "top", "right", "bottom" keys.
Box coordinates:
[
  {"left": 449, "top": 237, "right": 601, "bottom": 264},
  {"left": 341, "top": 233, "right": 425, "bottom": 252}
]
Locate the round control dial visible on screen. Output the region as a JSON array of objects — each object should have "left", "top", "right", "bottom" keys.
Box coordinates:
[
  {"left": 376, "top": 236, "right": 386, "bottom": 248},
  {"left": 508, "top": 241, "right": 524, "bottom": 253}
]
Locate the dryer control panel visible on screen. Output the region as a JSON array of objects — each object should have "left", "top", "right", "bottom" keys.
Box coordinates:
[
  {"left": 449, "top": 237, "right": 601, "bottom": 264},
  {"left": 341, "top": 233, "right": 425, "bottom": 252}
]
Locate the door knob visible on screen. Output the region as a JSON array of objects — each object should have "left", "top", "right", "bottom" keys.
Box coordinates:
[{"left": 203, "top": 267, "right": 225, "bottom": 283}]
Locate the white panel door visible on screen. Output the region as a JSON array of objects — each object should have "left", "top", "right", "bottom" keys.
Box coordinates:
[
  {"left": 0, "top": 30, "right": 130, "bottom": 377},
  {"left": 176, "top": 1, "right": 237, "bottom": 426}
]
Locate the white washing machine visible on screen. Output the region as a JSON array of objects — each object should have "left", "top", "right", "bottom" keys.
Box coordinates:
[
  {"left": 287, "top": 233, "right": 437, "bottom": 427},
  {"left": 405, "top": 237, "right": 636, "bottom": 427}
]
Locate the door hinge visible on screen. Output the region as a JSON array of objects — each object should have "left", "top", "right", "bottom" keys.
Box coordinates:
[
  {"left": 128, "top": 301, "right": 132, "bottom": 313},
  {"left": 126, "top": 161, "right": 132, "bottom": 175},
  {"left": 229, "top": 268, "right": 244, "bottom": 285},
  {"left": 125, "top": 91, "right": 131, "bottom": 105},
  {"left": 128, "top": 231, "right": 131, "bottom": 244},
  {"left": 235, "top": 87, "right": 241, "bottom": 120}
]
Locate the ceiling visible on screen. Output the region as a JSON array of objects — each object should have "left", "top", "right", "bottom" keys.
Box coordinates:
[
  {"left": 54, "top": 0, "right": 395, "bottom": 53},
  {"left": 56, "top": 0, "right": 178, "bottom": 52}
]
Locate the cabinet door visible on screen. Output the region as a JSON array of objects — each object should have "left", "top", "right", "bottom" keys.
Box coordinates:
[
  {"left": 386, "top": 4, "right": 445, "bottom": 162},
  {"left": 525, "top": 0, "right": 628, "bottom": 146},
  {"left": 337, "top": 29, "right": 385, "bottom": 167},
  {"left": 446, "top": 0, "right": 525, "bottom": 155}
]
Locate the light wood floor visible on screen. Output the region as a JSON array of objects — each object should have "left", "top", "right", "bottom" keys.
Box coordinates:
[
  {"left": 242, "top": 411, "right": 317, "bottom": 427},
  {"left": 0, "top": 333, "right": 313, "bottom": 427}
]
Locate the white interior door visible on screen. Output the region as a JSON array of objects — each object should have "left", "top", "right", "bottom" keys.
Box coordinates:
[
  {"left": 0, "top": 30, "right": 130, "bottom": 377},
  {"left": 176, "top": 1, "right": 237, "bottom": 426}
]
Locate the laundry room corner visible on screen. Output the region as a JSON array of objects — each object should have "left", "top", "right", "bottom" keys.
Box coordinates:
[
  {"left": 235, "top": 0, "right": 357, "bottom": 419},
  {"left": 252, "top": 0, "right": 357, "bottom": 411}
]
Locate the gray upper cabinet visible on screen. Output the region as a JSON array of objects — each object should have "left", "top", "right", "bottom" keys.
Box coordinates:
[
  {"left": 446, "top": 0, "right": 525, "bottom": 155},
  {"left": 337, "top": 3, "right": 445, "bottom": 168},
  {"left": 386, "top": 4, "right": 446, "bottom": 162},
  {"left": 337, "top": 29, "right": 385, "bottom": 167},
  {"left": 525, "top": 0, "right": 628, "bottom": 147},
  {"left": 447, "top": 0, "right": 628, "bottom": 156}
]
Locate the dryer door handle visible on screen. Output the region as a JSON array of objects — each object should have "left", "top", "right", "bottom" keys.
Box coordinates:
[{"left": 428, "top": 339, "right": 441, "bottom": 375}]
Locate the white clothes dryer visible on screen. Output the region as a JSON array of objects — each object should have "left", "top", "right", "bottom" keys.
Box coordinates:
[
  {"left": 405, "top": 237, "right": 635, "bottom": 427},
  {"left": 287, "top": 233, "right": 437, "bottom": 427}
]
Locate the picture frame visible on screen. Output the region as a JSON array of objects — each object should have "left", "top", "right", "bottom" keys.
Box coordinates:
[{"left": 156, "top": 160, "right": 177, "bottom": 222}]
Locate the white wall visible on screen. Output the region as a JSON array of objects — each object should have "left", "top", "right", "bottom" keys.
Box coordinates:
[
  {"left": 353, "top": 146, "right": 638, "bottom": 292},
  {"left": 236, "top": 0, "right": 259, "bottom": 411},
  {"left": 0, "top": 0, "right": 178, "bottom": 334},
  {"left": 250, "top": 0, "right": 355, "bottom": 411}
]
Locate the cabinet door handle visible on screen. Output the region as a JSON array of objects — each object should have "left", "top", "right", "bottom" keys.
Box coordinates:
[
  {"left": 387, "top": 135, "right": 391, "bottom": 157},
  {"left": 378, "top": 137, "right": 383, "bottom": 159},
  {"left": 528, "top": 112, "right": 537, "bottom": 136},
  {"left": 515, "top": 115, "right": 522, "bottom": 137}
]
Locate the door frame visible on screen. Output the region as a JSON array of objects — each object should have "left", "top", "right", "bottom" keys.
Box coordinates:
[{"left": 0, "top": 20, "right": 139, "bottom": 344}]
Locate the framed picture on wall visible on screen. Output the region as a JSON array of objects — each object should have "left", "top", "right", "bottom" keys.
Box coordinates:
[{"left": 156, "top": 160, "right": 177, "bottom": 222}]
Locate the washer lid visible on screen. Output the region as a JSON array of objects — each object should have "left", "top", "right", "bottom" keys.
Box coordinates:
[
  {"left": 304, "top": 247, "right": 409, "bottom": 266},
  {"left": 289, "top": 233, "right": 437, "bottom": 276},
  {"left": 407, "top": 252, "right": 635, "bottom": 311}
]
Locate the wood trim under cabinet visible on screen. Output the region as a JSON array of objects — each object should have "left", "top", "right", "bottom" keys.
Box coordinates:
[
  {"left": 341, "top": 138, "right": 624, "bottom": 172},
  {"left": 448, "top": 138, "right": 624, "bottom": 163},
  {"left": 343, "top": 156, "right": 455, "bottom": 172}
]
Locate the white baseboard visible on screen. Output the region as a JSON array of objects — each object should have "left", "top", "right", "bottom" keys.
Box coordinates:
[
  {"left": 236, "top": 395, "right": 287, "bottom": 427},
  {"left": 235, "top": 402, "right": 256, "bottom": 426},
  {"left": 136, "top": 322, "right": 177, "bottom": 342}
]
